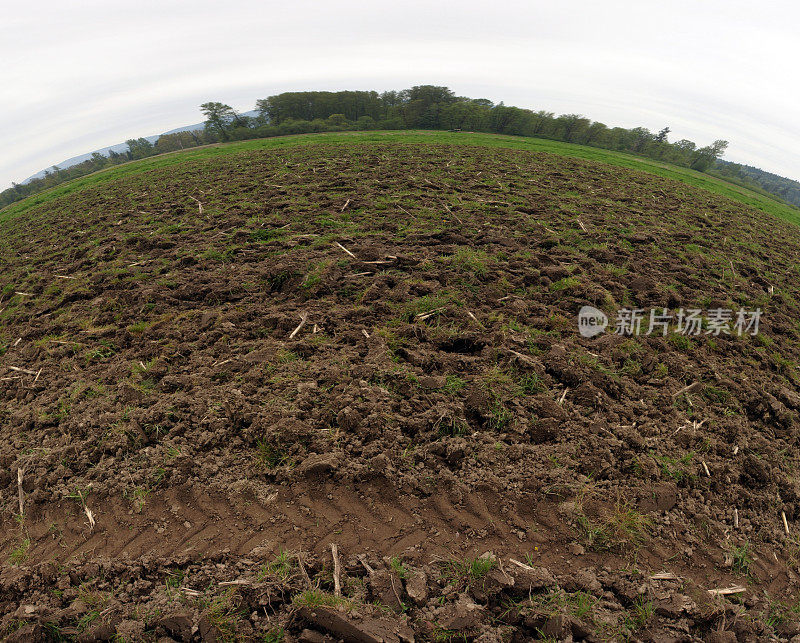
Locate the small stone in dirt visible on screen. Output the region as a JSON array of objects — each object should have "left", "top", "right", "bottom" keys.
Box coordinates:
[
  {"left": 654, "top": 483, "right": 678, "bottom": 512},
  {"left": 298, "top": 629, "right": 329, "bottom": 643},
  {"left": 199, "top": 613, "right": 227, "bottom": 642},
  {"left": 439, "top": 593, "right": 486, "bottom": 630},
  {"left": 529, "top": 417, "right": 559, "bottom": 444},
  {"left": 79, "top": 622, "right": 116, "bottom": 641},
  {"left": 573, "top": 569, "right": 602, "bottom": 594},
  {"left": 6, "top": 624, "right": 47, "bottom": 643},
  {"left": 199, "top": 312, "right": 217, "bottom": 329},
  {"left": 541, "top": 614, "right": 568, "bottom": 639},
  {"left": 115, "top": 620, "right": 146, "bottom": 641},
  {"left": 465, "top": 385, "right": 491, "bottom": 417},
  {"left": 742, "top": 454, "right": 771, "bottom": 487},
  {"left": 298, "top": 606, "right": 414, "bottom": 643},
  {"left": 337, "top": 407, "right": 362, "bottom": 432},
  {"left": 508, "top": 565, "right": 556, "bottom": 595},
  {"left": 780, "top": 387, "right": 800, "bottom": 410},
  {"left": 156, "top": 611, "right": 194, "bottom": 640},
  {"left": 13, "top": 604, "right": 37, "bottom": 619},
  {"left": 367, "top": 568, "right": 404, "bottom": 612},
  {"left": 531, "top": 396, "right": 566, "bottom": 420},
  {"left": 654, "top": 593, "right": 696, "bottom": 618},
  {"left": 568, "top": 543, "right": 585, "bottom": 556},
  {"left": 706, "top": 632, "right": 737, "bottom": 643},
  {"left": 298, "top": 381, "right": 318, "bottom": 393},
  {"left": 572, "top": 382, "right": 604, "bottom": 409},
  {"left": 558, "top": 501, "right": 581, "bottom": 519},
  {"left": 570, "top": 618, "right": 593, "bottom": 640},
  {"left": 418, "top": 375, "right": 446, "bottom": 389},
  {"left": 405, "top": 569, "right": 429, "bottom": 606},
  {"left": 470, "top": 568, "right": 515, "bottom": 602},
  {"left": 295, "top": 453, "right": 339, "bottom": 478}
]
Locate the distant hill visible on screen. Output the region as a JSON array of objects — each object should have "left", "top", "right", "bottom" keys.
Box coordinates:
[
  {"left": 22, "top": 110, "right": 259, "bottom": 183},
  {"left": 716, "top": 160, "right": 800, "bottom": 209},
  {"left": 5, "top": 85, "right": 798, "bottom": 214}
]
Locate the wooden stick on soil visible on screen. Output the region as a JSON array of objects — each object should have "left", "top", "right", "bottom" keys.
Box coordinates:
[
  {"left": 74, "top": 489, "right": 96, "bottom": 531},
  {"left": 558, "top": 388, "right": 569, "bottom": 405},
  {"left": 8, "top": 366, "right": 38, "bottom": 376},
  {"left": 17, "top": 468, "right": 24, "bottom": 517},
  {"left": 416, "top": 307, "right": 445, "bottom": 321},
  {"left": 335, "top": 242, "right": 357, "bottom": 259},
  {"left": 331, "top": 544, "right": 342, "bottom": 597},
  {"left": 84, "top": 506, "right": 96, "bottom": 531},
  {"left": 508, "top": 558, "right": 535, "bottom": 571},
  {"left": 219, "top": 579, "right": 252, "bottom": 587},
  {"left": 440, "top": 200, "right": 464, "bottom": 225},
  {"left": 466, "top": 311, "right": 484, "bottom": 328},
  {"left": 708, "top": 585, "right": 746, "bottom": 596},
  {"left": 734, "top": 508, "right": 739, "bottom": 529},
  {"left": 702, "top": 460, "right": 711, "bottom": 477},
  {"left": 289, "top": 313, "right": 308, "bottom": 339},
  {"left": 650, "top": 572, "right": 680, "bottom": 580},
  {"left": 297, "top": 551, "right": 314, "bottom": 589},
  {"left": 506, "top": 349, "right": 538, "bottom": 367},
  {"left": 340, "top": 199, "right": 351, "bottom": 212},
  {"left": 672, "top": 381, "right": 702, "bottom": 399},
  {"left": 189, "top": 196, "right": 204, "bottom": 215},
  {"left": 357, "top": 554, "right": 375, "bottom": 575},
  {"left": 181, "top": 587, "right": 202, "bottom": 597},
  {"left": 782, "top": 511, "right": 790, "bottom": 536}
]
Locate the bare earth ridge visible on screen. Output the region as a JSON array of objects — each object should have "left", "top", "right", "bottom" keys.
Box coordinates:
[{"left": 2, "top": 143, "right": 800, "bottom": 640}]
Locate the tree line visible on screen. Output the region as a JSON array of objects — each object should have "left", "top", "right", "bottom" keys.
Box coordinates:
[{"left": 3, "top": 86, "right": 798, "bottom": 209}]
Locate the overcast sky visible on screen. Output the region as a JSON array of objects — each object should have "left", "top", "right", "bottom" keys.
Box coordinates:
[{"left": 2, "top": 0, "right": 798, "bottom": 189}]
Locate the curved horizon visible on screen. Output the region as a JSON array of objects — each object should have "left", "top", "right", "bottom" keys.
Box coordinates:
[{"left": 2, "top": 0, "right": 799, "bottom": 189}]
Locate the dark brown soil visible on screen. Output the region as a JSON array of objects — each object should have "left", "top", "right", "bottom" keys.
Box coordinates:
[{"left": 2, "top": 142, "right": 800, "bottom": 641}]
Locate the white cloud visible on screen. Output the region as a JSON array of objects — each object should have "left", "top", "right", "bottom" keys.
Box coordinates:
[{"left": 2, "top": 0, "right": 798, "bottom": 187}]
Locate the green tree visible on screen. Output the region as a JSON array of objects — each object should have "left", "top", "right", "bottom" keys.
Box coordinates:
[
  {"left": 126, "top": 138, "right": 154, "bottom": 160},
  {"left": 326, "top": 113, "right": 349, "bottom": 128},
  {"left": 581, "top": 122, "right": 608, "bottom": 145},
  {"left": 655, "top": 126, "right": 671, "bottom": 143},
  {"left": 690, "top": 139, "right": 728, "bottom": 172},
  {"left": 154, "top": 131, "right": 201, "bottom": 153},
  {"left": 555, "top": 114, "right": 591, "bottom": 143},
  {"left": 628, "top": 127, "right": 654, "bottom": 153},
  {"left": 200, "top": 102, "right": 236, "bottom": 140}
]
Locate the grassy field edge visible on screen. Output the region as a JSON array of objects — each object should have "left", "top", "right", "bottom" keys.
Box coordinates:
[{"left": 2, "top": 130, "right": 798, "bottom": 227}]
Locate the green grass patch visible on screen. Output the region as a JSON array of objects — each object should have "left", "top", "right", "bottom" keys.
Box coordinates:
[{"left": 4, "top": 131, "right": 797, "bottom": 227}]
